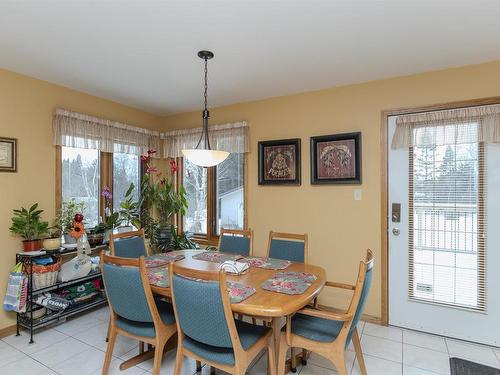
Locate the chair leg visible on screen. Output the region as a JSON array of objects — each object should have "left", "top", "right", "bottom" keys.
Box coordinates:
[
  {"left": 267, "top": 336, "right": 276, "bottom": 375},
  {"left": 331, "top": 351, "right": 348, "bottom": 375},
  {"left": 290, "top": 347, "right": 297, "bottom": 372},
  {"left": 277, "top": 333, "right": 288, "bottom": 375},
  {"left": 102, "top": 326, "right": 117, "bottom": 375},
  {"left": 105, "top": 321, "right": 110, "bottom": 342},
  {"left": 152, "top": 340, "right": 166, "bottom": 375},
  {"left": 174, "top": 349, "right": 184, "bottom": 375},
  {"left": 352, "top": 328, "right": 367, "bottom": 375},
  {"left": 301, "top": 348, "right": 308, "bottom": 365},
  {"left": 195, "top": 360, "right": 202, "bottom": 372}
]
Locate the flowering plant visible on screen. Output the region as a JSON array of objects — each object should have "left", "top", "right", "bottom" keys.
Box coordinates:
[
  {"left": 96, "top": 186, "right": 121, "bottom": 232},
  {"left": 140, "top": 149, "right": 188, "bottom": 227}
]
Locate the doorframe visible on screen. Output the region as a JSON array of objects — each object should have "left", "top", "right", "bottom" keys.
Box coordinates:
[{"left": 380, "top": 95, "right": 500, "bottom": 326}]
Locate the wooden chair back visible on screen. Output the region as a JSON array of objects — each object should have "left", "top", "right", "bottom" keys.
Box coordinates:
[
  {"left": 266, "top": 231, "right": 308, "bottom": 263},
  {"left": 109, "top": 228, "right": 148, "bottom": 258},
  {"left": 218, "top": 228, "right": 254, "bottom": 256}
]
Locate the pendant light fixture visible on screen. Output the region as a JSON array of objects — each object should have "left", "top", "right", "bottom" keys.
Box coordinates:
[{"left": 182, "top": 50, "right": 230, "bottom": 167}]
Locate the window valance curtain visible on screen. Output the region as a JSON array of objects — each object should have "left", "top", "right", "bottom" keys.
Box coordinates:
[
  {"left": 391, "top": 104, "right": 500, "bottom": 149},
  {"left": 160, "top": 121, "right": 249, "bottom": 158},
  {"left": 52, "top": 108, "right": 161, "bottom": 156}
]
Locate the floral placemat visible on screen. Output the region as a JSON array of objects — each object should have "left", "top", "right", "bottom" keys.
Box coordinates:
[
  {"left": 261, "top": 272, "right": 316, "bottom": 295},
  {"left": 227, "top": 281, "right": 256, "bottom": 303},
  {"left": 145, "top": 253, "right": 185, "bottom": 268},
  {"left": 275, "top": 271, "right": 317, "bottom": 284},
  {"left": 146, "top": 268, "right": 255, "bottom": 304},
  {"left": 240, "top": 256, "right": 291, "bottom": 270},
  {"left": 192, "top": 251, "right": 243, "bottom": 263},
  {"left": 147, "top": 267, "right": 169, "bottom": 288}
]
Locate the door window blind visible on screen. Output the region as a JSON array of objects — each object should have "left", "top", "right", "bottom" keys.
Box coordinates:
[{"left": 408, "top": 121, "right": 486, "bottom": 311}]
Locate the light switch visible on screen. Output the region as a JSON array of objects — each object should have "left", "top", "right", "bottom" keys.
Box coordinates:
[{"left": 354, "top": 189, "right": 362, "bottom": 201}]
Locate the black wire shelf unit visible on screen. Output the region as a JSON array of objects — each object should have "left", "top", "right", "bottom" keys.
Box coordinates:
[{"left": 15, "top": 245, "right": 107, "bottom": 344}]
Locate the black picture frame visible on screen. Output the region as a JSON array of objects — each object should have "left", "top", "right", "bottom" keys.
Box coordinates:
[
  {"left": 310, "top": 132, "right": 361, "bottom": 184},
  {"left": 0, "top": 137, "right": 17, "bottom": 173},
  {"left": 258, "top": 138, "right": 301, "bottom": 185}
]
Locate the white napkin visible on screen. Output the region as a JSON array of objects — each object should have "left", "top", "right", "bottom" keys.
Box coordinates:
[{"left": 220, "top": 260, "right": 249, "bottom": 275}]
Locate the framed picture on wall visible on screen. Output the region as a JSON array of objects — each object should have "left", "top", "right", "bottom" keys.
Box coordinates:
[
  {"left": 258, "top": 138, "right": 301, "bottom": 185},
  {"left": 0, "top": 137, "right": 17, "bottom": 172},
  {"left": 310, "top": 132, "right": 361, "bottom": 184}
]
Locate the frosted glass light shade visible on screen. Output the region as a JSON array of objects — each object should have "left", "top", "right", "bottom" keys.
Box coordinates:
[{"left": 182, "top": 149, "right": 230, "bottom": 167}]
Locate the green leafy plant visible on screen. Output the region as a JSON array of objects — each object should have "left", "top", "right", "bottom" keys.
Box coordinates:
[
  {"left": 118, "top": 183, "right": 141, "bottom": 228},
  {"left": 59, "top": 199, "right": 85, "bottom": 234},
  {"left": 9, "top": 203, "right": 49, "bottom": 241},
  {"left": 140, "top": 150, "right": 188, "bottom": 227},
  {"left": 166, "top": 226, "right": 199, "bottom": 251},
  {"left": 47, "top": 219, "right": 62, "bottom": 239}
]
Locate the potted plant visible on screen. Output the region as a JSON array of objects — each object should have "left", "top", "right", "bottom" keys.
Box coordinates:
[
  {"left": 101, "top": 186, "right": 122, "bottom": 242},
  {"left": 117, "top": 182, "right": 141, "bottom": 233},
  {"left": 42, "top": 220, "right": 62, "bottom": 250},
  {"left": 86, "top": 222, "right": 105, "bottom": 247},
  {"left": 141, "top": 150, "right": 188, "bottom": 248},
  {"left": 58, "top": 199, "right": 85, "bottom": 245},
  {"left": 9, "top": 203, "right": 49, "bottom": 251}
]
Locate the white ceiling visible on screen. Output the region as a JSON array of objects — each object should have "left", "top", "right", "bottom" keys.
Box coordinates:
[{"left": 1, "top": 0, "right": 500, "bottom": 116}]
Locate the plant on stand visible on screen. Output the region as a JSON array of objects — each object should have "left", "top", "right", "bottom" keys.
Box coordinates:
[
  {"left": 140, "top": 149, "right": 189, "bottom": 252},
  {"left": 117, "top": 182, "right": 141, "bottom": 232},
  {"left": 9, "top": 203, "right": 49, "bottom": 251},
  {"left": 43, "top": 219, "right": 62, "bottom": 250},
  {"left": 58, "top": 199, "right": 85, "bottom": 245}
]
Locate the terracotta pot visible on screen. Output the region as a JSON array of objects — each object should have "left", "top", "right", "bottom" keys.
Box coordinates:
[
  {"left": 22, "top": 239, "right": 43, "bottom": 252},
  {"left": 42, "top": 238, "right": 61, "bottom": 250}
]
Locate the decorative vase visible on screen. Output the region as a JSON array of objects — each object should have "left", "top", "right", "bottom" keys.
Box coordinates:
[
  {"left": 42, "top": 238, "right": 61, "bottom": 250},
  {"left": 22, "top": 239, "right": 43, "bottom": 252},
  {"left": 87, "top": 233, "right": 104, "bottom": 247}
]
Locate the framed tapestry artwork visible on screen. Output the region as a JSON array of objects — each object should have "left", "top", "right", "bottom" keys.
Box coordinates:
[
  {"left": 310, "top": 132, "right": 361, "bottom": 184},
  {"left": 0, "top": 137, "right": 17, "bottom": 172},
  {"left": 258, "top": 138, "right": 301, "bottom": 185}
]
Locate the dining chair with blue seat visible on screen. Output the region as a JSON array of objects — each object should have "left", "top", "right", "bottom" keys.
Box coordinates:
[
  {"left": 267, "top": 231, "right": 308, "bottom": 264},
  {"left": 169, "top": 263, "right": 276, "bottom": 375},
  {"left": 109, "top": 228, "right": 148, "bottom": 258},
  {"left": 277, "top": 249, "right": 374, "bottom": 375},
  {"left": 218, "top": 228, "right": 253, "bottom": 257},
  {"left": 101, "top": 253, "right": 177, "bottom": 375}
]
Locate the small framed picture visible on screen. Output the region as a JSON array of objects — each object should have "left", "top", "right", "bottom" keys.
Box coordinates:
[
  {"left": 310, "top": 132, "right": 361, "bottom": 184},
  {"left": 0, "top": 137, "right": 17, "bottom": 172},
  {"left": 258, "top": 138, "right": 301, "bottom": 185}
]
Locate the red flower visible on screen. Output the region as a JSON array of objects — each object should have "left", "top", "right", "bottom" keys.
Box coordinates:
[
  {"left": 170, "top": 160, "right": 178, "bottom": 173},
  {"left": 141, "top": 155, "right": 150, "bottom": 162},
  {"left": 147, "top": 149, "right": 156, "bottom": 155}
]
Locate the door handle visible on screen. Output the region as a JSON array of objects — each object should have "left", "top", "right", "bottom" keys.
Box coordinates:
[{"left": 392, "top": 228, "right": 400, "bottom": 236}]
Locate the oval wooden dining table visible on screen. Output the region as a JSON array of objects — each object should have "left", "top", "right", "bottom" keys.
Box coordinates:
[
  {"left": 122, "top": 249, "right": 326, "bottom": 373},
  {"left": 151, "top": 250, "right": 326, "bottom": 316}
]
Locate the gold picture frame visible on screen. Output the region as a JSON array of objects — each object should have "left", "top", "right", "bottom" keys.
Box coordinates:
[{"left": 0, "top": 137, "right": 17, "bottom": 172}]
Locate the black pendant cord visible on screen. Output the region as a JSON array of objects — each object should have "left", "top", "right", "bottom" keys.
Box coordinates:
[{"left": 196, "top": 56, "right": 211, "bottom": 150}]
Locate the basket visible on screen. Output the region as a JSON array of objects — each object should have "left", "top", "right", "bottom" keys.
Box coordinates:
[{"left": 26, "top": 259, "right": 61, "bottom": 290}]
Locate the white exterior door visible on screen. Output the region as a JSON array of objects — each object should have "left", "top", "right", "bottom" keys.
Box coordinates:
[{"left": 388, "top": 115, "right": 500, "bottom": 347}]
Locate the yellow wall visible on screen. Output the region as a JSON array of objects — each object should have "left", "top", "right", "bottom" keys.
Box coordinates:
[
  {"left": 2, "top": 60, "right": 500, "bottom": 330},
  {"left": 0, "top": 69, "right": 162, "bottom": 330},
  {"left": 162, "top": 60, "right": 500, "bottom": 319}
]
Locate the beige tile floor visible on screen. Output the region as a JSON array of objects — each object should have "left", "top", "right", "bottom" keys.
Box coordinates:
[{"left": 2, "top": 307, "right": 500, "bottom": 375}]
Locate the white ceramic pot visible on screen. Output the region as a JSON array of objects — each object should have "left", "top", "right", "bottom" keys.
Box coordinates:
[
  {"left": 63, "top": 233, "right": 77, "bottom": 244},
  {"left": 117, "top": 226, "right": 133, "bottom": 233},
  {"left": 42, "top": 238, "right": 61, "bottom": 250}
]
